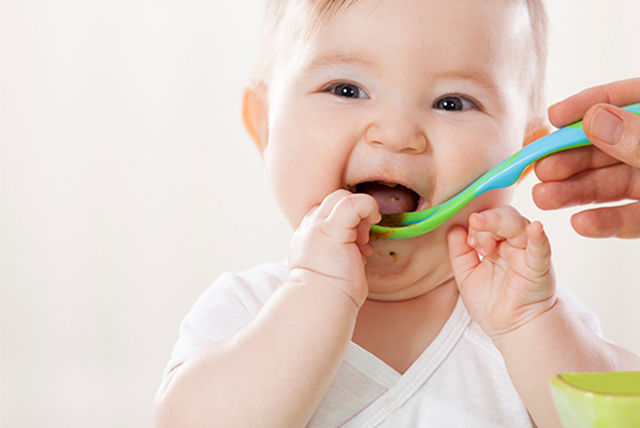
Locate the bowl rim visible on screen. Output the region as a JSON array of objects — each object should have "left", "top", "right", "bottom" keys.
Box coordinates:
[{"left": 550, "top": 372, "right": 640, "bottom": 400}]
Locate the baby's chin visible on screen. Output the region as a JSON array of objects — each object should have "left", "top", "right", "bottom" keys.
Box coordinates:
[{"left": 364, "top": 231, "right": 452, "bottom": 301}]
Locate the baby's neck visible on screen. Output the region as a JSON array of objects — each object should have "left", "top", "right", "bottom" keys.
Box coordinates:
[{"left": 352, "top": 277, "right": 459, "bottom": 374}]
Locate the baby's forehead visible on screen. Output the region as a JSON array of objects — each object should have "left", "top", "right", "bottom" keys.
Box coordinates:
[
  {"left": 298, "top": 0, "right": 533, "bottom": 39},
  {"left": 260, "top": 0, "right": 545, "bottom": 116},
  {"left": 290, "top": 0, "right": 536, "bottom": 68},
  {"left": 299, "top": 1, "right": 534, "bottom": 74}
]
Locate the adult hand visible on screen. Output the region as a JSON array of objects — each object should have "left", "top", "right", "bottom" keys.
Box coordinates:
[{"left": 532, "top": 78, "right": 640, "bottom": 238}]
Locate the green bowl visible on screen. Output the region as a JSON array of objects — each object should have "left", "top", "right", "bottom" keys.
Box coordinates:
[{"left": 550, "top": 371, "right": 640, "bottom": 428}]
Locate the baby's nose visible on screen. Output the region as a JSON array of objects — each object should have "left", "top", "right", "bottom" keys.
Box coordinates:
[{"left": 365, "top": 109, "right": 427, "bottom": 154}]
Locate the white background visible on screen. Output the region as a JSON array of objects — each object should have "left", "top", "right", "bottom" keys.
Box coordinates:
[{"left": 2, "top": 1, "right": 639, "bottom": 426}]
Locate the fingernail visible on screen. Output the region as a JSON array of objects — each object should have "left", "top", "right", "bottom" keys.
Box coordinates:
[{"left": 590, "top": 107, "right": 623, "bottom": 144}]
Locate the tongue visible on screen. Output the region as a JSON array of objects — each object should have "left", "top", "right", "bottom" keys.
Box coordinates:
[{"left": 356, "top": 182, "right": 419, "bottom": 214}]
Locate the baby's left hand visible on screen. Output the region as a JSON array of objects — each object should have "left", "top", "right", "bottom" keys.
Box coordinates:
[{"left": 447, "top": 206, "right": 556, "bottom": 341}]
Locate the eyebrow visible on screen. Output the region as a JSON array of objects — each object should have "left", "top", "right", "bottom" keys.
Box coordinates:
[
  {"left": 303, "top": 52, "right": 376, "bottom": 73},
  {"left": 432, "top": 70, "right": 502, "bottom": 96}
]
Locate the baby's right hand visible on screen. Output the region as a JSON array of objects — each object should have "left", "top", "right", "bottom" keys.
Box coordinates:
[{"left": 288, "top": 190, "right": 381, "bottom": 308}]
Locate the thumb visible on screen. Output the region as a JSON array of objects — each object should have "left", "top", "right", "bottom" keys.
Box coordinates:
[
  {"left": 583, "top": 104, "right": 640, "bottom": 168},
  {"left": 446, "top": 226, "right": 480, "bottom": 286}
]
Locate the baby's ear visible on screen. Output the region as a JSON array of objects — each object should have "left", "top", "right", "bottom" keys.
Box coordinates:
[
  {"left": 523, "top": 117, "right": 551, "bottom": 147},
  {"left": 242, "top": 81, "right": 269, "bottom": 154}
]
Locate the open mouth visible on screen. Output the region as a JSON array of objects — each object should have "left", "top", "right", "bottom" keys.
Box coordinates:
[{"left": 354, "top": 181, "right": 423, "bottom": 215}]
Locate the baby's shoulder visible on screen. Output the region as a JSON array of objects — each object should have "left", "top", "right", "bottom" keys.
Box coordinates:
[
  {"left": 203, "top": 261, "right": 289, "bottom": 316},
  {"left": 162, "top": 262, "right": 287, "bottom": 378}
]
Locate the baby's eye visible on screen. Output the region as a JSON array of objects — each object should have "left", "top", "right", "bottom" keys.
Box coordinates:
[
  {"left": 433, "top": 95, "right": 476, "bottom": 112},
  {"left": 327, "top": 82, "right": 369, "bottom": 99}
]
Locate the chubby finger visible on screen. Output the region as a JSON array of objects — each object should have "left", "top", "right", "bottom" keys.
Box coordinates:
[
  {"left": 447, "top": 225, "right": 480, "bottom": 286},
  {"left": 583, "top": 104, "right": 640, "bottom": 169},
  {"left": 570, "top": 201, "right": 640, "bottom": 239},
  {"left": 323, "top": 193, "right": 381, "bottom": 242},
  {"left": 468, "top": 206, "right": 529, "bottom": 249},
  {"left": 355, "top": 220, "right": 372, "bottom": 245},
  {"left": 534, "top": 145, "right": 618, "bottom": 182},
  {"left": 359, "top": 243, "right": 374, "bottom": 257},
  {"left": 532, "top": 163, "right": 637, "bottom": 210},
  {"left": 547, "top": 78, "right": 640, "bottom": 128},
  {"left": 524, "top": 221, "right": 551, "bottom": 275},
  {"left": 359, "top": 243, "right": 375, "bottom": 266},
  {"left": 316, "top": 189, "right": 356, "bottom": 218},
  {"left": 466, "top": 228, "right": 497, "bottom": 257}
]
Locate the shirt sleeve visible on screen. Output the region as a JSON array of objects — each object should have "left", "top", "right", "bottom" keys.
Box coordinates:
[
  {"left": 163, "top": 272, "right": 254, "bottom": 378},
  {"left": 162, "top": 262, "right": 288, "bottom": 378}
]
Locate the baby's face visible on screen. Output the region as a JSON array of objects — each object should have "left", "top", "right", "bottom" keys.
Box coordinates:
[{"left": 263, "top": 0, "right": 536, "bottom": 300}]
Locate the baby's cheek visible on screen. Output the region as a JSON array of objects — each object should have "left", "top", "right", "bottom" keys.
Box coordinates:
[
  {"left": 472, "top": 189, "right": 516, "bottom": 218},
  {"left": 477, "top": 187, "right": 516, "bottom": 209},
  {"left": 265, "top": 157, "right": 319, "bottom": 229},
  {"left": 267, "top": 171, "right": 311, "bottom": 229}
]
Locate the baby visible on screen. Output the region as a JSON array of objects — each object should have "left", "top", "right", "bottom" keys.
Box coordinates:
[{"left": 154, "top": 0, "right": 640, "bottom": 426}]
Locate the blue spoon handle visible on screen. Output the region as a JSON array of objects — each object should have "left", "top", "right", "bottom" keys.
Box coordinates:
[{"left": 477, "top": 102, "right": 640, "bottom": 194}]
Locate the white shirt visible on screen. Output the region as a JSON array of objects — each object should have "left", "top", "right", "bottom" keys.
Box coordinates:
[{"left": 164, "top": 262, "right": 603, "bottom": 427}]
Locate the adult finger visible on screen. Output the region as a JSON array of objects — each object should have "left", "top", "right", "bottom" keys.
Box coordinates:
[
  {"left": 547, "top": 78, "right": 640, "bottom": 128},
  {"left": 582, "top": 104, "right": 640, "bottom": 168},
  {"left": 570, "top": 201, "right": 640, "bottom": 239},
  {"left": 532, "top": 163, "right": 637, "bottom": 210},
  {"left": 534, "top": 145, "right": 618, "bottom": 182}
]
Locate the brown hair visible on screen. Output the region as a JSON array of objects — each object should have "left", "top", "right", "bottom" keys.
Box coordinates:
[{"left": 250, "top": 0, "right": 548, "bottom": 120}]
